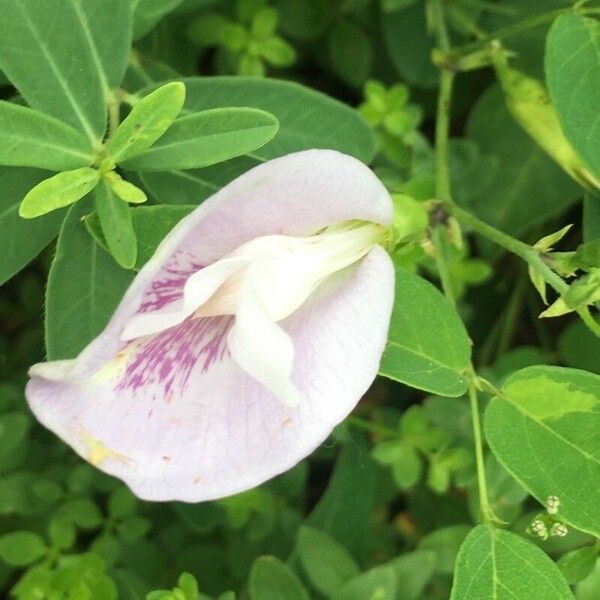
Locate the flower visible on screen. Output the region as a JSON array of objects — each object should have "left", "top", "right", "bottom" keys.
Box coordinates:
[{"left": 25, "top": 149, "right": 395, "bottom": 502}]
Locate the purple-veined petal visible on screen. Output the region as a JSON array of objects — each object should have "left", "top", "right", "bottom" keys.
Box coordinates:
[
  {"left": 25, "top": 149, "right": 394, "bottom": 501},
  {"left": 26, "top": 247, "right": 393, "bottom": 501}
]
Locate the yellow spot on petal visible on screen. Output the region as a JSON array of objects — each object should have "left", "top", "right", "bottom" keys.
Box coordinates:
[
  {"left": 80, "top": 430, "right": 130, "bottom": 467},
  {"left": 91, "top": 343, "right": 138, "bottom": 384},
  {"left": 193, "top": 476, "right": 202, "bottom": 485},
  {"left": 282, "top": 416, "right": 293, "bottom": 427}
]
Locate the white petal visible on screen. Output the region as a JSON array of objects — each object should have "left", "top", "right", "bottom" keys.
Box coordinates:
[{"left": 227, "top": 265, "right": 302, "bottom": 407}]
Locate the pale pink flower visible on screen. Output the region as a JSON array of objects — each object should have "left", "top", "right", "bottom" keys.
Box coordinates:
[{"left": 25, "top": 150, "right": 394, "bottom": 502}]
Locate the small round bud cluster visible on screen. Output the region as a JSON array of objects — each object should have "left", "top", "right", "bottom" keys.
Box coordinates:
[
  {"left": 550, "top": 523, "right": 568, "bottom": 538},
  {"left": 546, "top": 495, "right": 560, "bottom": 515},
  {"left": 530, "top": 519, "right": 548, "bottom": 540}
]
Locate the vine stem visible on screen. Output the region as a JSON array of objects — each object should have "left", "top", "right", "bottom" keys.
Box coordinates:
[
  {"left": 468, "top": 378, "right": 495, "bottom": 523},
  {"left": 347, "top": 416, "right": 397, "bottom": 439},
  {"left": 449, "top": 6, "right": 600, "bottom": 59},
  {"left": 446, "top": 203, "right": 600, "bottom": 337},
  {"left": 430, "top": 0, "right": 496, "bottom": 523}
]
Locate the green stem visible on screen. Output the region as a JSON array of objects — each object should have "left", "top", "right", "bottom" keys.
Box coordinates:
[
  {"left": 448, "top": 203, "right": 567, "bottom": 292},
  {"left": 347, "top": 416, "right": 397, "bottom": 439},
  {"left": 430, "top": 0, "right": 494, "bottom": 526},
  {"left": 447, "top": 203, "right": 600, "bottom": 337},
  {"left": 435, "top": 69, "right": 455, "bottom": 202},
  {"left": 468, "top": 378, "right": 494, "bottom": 523},
  {"left": 431, "top": 225, "right": 456, "bottom": 306},
  {"left": 450, "top": 6, "right": 600, "bottom": 58},
  {"left": 107, "top": 94, "right": 121, "bottom": 140}
]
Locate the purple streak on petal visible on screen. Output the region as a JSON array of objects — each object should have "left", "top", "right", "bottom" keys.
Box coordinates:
[
  {"left": 116, "top": 315, "right": 233, "bottom": 397},
  {"left": 137, "top": 251, "right": 204, "bottom": 314}
]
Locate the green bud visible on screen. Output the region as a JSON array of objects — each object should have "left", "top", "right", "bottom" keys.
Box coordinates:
[{"left": 390, "top": 193, "right": 428, "bottom": 247}]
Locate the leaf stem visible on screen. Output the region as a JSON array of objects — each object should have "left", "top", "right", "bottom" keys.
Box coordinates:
[
  {"left": 446, "top": 203, "right": 600, "bottom": 337},
  {"left": 347, "top": 416, "right": 397, "bottom": 439},
  {"left": 468, "top": 378, "right": 495, "bottom": 523},
  {"left": 450, "top": 6, "right": 600, "bottom": 59},
  {"left": 430, "top": 0, "right": 495, "bottom": 525}
]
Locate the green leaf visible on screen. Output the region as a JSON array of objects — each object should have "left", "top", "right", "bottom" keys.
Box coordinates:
[
  {"left": 177, "top": 77, "right": 375, "bottom": 162},
  {"left": 307, "top": 440, "right": 374, "bottom": 560},
  {"left": 451, "top": 525, "right": 574, "bottom": 599},
  {"left": 105, "top": 172, "right": 147, "bottom": 204},
  {"left": 576, "top": 556, "right": 600, "bottom": 599},
  {"left": 386, "top": 551, "right": 436, "bottom": 600},
  {"left": 58, "top": 498, "right": 104, "bottom": 529},
  {"left": 485, "top": 366, "right": 600, "bottom": 536},
  {"left": 0, "top": 167, "right": 64, "bottom": 286},
  {"left": 584, "top": 194, "right": 600, "bottom": 241},
  {"left": 0, "top": 101, "right": 94, "bottom": 170},
  {"left": 45, "top": 200, "right": 135, "bottom": 359},
  {"left": 95, "top": 179, "right": 138, "bottom": 269},
  {"left": 379, "top": 267, "right": 471, "bottom": 397},
  {"left": 382, "top": 3, "right": 437, "bottom": 88},
  {"left": 0, "top": 0, "right": 132, "bottom": 142},
  {"left": 0, "top": 531, "right": 47, "bottom": 567},
  {"left": 139, "top": 76, "right": 375, "bottom": 203},
  {"left": 546, "top": 13, "right": 600, "bottom": 184},
  {"left": 331, "top": 566, "right": 397, "bottom": 600},
  {"left": 328, "top": 21, "right": 372, "bottom": 88},
  {"left": 461, "top": 85, "right": 578, "bottom": 237},
  {"left": 48, "top": 516, "right": 76, "bottom": 550},
  {"left": 121, "top": 108, "right": 279, "bottom": 171},
  {"left": 19, "top": 167, "right": 100, "bottom": 219},
  {"left": 249, "top": 556, "right": 310, "bottom": 600},
  {"left": 558, "top": 320, "right": 600, "bottom": 374},
  {"left": 139, "top": 156, "right": 257, "bottom": 206},
  {"left": 558, "top": 547, "right": 598, "bottom": 585},
  {"left": 418, "top": 525, "right": 470, "bottom": 575},
  {"left": 133, "top": 0, "right": 184, "bottom": 40},
  {"left": 106, "top": 82, "right": 186, "bottom": 164},
  {"left": 297, "top": 526, "right": 360, "bottom": 597},
  {"left": 85, "top": 205, "right": 194, "bottom": 269}
]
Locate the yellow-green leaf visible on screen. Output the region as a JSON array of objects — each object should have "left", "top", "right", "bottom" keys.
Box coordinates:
[
  {"left": 104, "top": 171, "right": 147, "bottom": 204},
  {"left": 106, "top": 81, "right": 186, "bottom": 164},
  {"left": 95, "top": 179, "right": 137, "bottom": 269},
  {"left": 19, "top": 168, "right": 100, "bottom": 219}
]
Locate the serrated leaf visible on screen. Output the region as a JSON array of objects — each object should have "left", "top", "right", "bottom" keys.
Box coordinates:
[
  {"left": 95, "top": 179, "right": 137, "bottom": 269},
  {"left": 107, "top": 82, "right": 186, "bottom": 163},
  {"left": 45, "top": 201, "right": 134, "bottom": 359},
  {"left": 121, "top": 108, "right": 279, "bottom": 171},
  {"left": 379, "top": 267, "right": 472, "bottom": 397},
  {"left": 0, "top": 167, "right": 64, "bottom": 286},
  {"left": 451, "top": 525, "right": 573, "bottom": 599},
  {"left": 485, "top": 366, "right": 600, "bottom": 536},
  {"left": 0, "top": 531, "right": 47, "bottom": 567},
  {"left": 546, "top": 13, "right": 600, "bottom": 184},
  {"left": 297, "top": 526, "right": 360, "bottom": 597},
  {"left": 249, "top": 556, "right": 310, "bottom": 600},
  {"left": 0, "top": 0, "right": 132, "bottom": 142},
  {"left": 0, "top": 101, "right": 94, "bottom": 170},
  {"left": 19, "top": 168, "right": 100, "bottom": 218}
]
